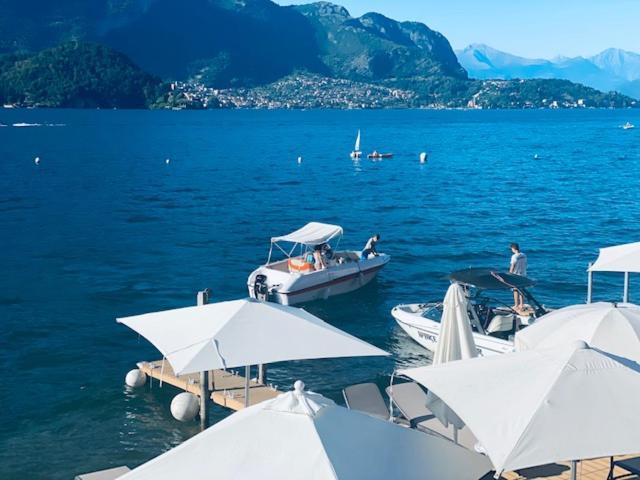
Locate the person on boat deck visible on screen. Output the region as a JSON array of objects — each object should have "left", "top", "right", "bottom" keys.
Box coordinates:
[
  {"left": 313, "top": 244, "right": 327, "bottom": 271},
  {"left": 361, "top": 234, "right": 380, "bottom": 260},
  {"left": 509, "top": 243, "right": 528, "bottom": 311}
]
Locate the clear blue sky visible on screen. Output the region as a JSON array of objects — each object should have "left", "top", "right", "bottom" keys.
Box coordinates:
[{"left": 275, "top": 0, "right": 640, "bottom": 58}]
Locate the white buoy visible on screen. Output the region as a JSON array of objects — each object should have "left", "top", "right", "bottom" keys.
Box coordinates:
[
  {"left": 419, "top": 152, "right": 427, "bottom": 164},
  {"left": 34, "top": 156, "right": 40, "bottom": 165},
  {"left": 534, "top": 154, "right": 539, "bottom": 160},
  {"left": 125, "top": 369, "right": 147, "bottom": 388},
  {"left": 165, "top": 158, "right": 170, "bottom": 164},
  {"left": 171, "top": 392, "right": 199, "bottom": 422},
  {"left": 297, "top": 156, "right": 302, "bottom": 164}
]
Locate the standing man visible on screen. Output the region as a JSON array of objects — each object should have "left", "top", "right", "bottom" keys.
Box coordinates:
[
  {"left": 361, "top": 234, "right": 380, "bottom": 260},
  {"left": 509, "top": 243, "right": 528, "bottom": 310}
]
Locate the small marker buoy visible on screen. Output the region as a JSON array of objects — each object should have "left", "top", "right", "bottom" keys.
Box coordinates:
[
  {"left": 297, "top": 156, "right": 302, "bottom": 164},
  {"left": 165, "top": 158, "right": 170, "bottom": 164},
  {"left": 419, "top": 152, "right": 427, "bottom": 164},
  {"left": 171, "top": 392, "right": 199, "bottom": 422},
  {"left": 34, "top": 156, "right": 40, "bottom": 165},
  {"left": 533, "top": 154, "right": 539, "bottom": 160}
]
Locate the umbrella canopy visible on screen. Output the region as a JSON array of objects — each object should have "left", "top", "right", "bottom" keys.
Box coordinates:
[
  {"left": 271, "top": 222, "right": 343, "bottom": 246},
  {"left": 400, "top": 341, "right": 640, "bottom": 474},
  {"left": 589, "top": 241, "right": 640, "bottom": 272},
  {"left": 428, "top": 283, "right": 477, "bottom": 428},
  {"left": 118, "top": 381, "right": 492, "bottom": 480},
  {"left": 433, "top": 283, "right": 478, "bottom": 364},
  {"left": 515, "top": 302, "right": 640, "bottom": 363},
  {"left": 117, "top": 299, "right": 388, "bottom": 375}
]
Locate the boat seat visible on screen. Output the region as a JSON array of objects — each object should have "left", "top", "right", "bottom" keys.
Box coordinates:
[{"left": 486, "top": 314, "right": 514, "bottom": 334}]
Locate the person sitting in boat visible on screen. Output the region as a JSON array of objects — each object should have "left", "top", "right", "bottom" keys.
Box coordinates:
[
  {"left": 321, "top": 243, "right": 334, "bottom": 264},
  {"left": 361, "top": 234, "right": 380, "bottom": 260},
  {"left": 509, "top": 242, "right": 528, "bottom": 311},
  {"left": 313, "top": 244, "right": 327, "bottom": 271}
]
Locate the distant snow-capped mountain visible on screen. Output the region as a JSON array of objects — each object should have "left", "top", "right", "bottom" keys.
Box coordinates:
[{"left": 456, "top": 44, "right": 640, "bottom": 99}]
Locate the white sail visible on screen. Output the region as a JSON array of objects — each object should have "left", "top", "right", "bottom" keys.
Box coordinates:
[{"left": 354, "top": 130, "right": 361, "bottom": 151}]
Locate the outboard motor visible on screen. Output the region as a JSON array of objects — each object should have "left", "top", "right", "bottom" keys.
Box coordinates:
[{"left": 253, "top": 274, "right": 269, "bottom": 301}]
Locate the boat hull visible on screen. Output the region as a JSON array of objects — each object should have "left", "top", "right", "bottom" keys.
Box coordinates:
[
  {"left": 391, "top": 304, "right": 514, "bottom": 356},
  {"left": 248, "top": 252, "right": 390, "bottom": 306}
]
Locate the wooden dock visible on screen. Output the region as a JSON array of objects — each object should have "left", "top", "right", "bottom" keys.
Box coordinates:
[
  {"left": 138, "top": 360, "right": 281, "bottom": 411},
  {"left": 503, "top": 456, "right": 637, "bottom": 479}
]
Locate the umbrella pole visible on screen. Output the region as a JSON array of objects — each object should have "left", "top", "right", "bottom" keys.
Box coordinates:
[
  {"left": 587, "top": 264, "right": 593, "bottom": 304},
  {"left": 245, "top": 365, "right": 250, "bottom": 407},
  {"left": 197, "top": 289, "right": 210, "bottom": 430},
  {"left": 570, "top": 460, "right": 577, "bottom": 480},
  {"left": 624, "top": 272, "right": 630, "bottom": 303}
]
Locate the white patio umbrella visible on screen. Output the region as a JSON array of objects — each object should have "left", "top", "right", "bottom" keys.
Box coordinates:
[
  {"left": 515, "top": 302, "right": 640, "bottom": 363},
  {"left": 117, "top": 298, "right": 388, "bottom": 376},
  {"left": 118, "top": 381, "right": 492, "bottom": 480},
  {"left": 427, "top": 283, "right": 477, "bottom": 430},
  {"left": 400, "top": 341, "right": 640, "bottom": 475}
]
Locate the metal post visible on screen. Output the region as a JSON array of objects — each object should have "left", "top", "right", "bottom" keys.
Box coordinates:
[
  {"left": 244, "top": 365, "right": 251, "bottom": 408},
  {"left": 258, "top": 364, "right": 267, "bottom": 385},
  {"left": 587, "top": 263, "right": 593, "bottom": 304},
  {"left": 197, "top": 289, "right": 210, "bottom": 430},
  {"left": 570, "top": 460, "right": 578, "bottom": 480},
  {"left": 624, "top": 272, "right": 630, "bottom": 303}
]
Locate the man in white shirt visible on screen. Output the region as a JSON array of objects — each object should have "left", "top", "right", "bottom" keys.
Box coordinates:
[
  {"left": 509, "top": 243, "right": 528, "bottom": 310},
  {"left": 361, "top": 234, "right": 380, "bottom": 260}
]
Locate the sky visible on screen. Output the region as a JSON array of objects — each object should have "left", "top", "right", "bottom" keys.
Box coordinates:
[{"left": 275, "top": 0, "right": 640, "bottom": 59}]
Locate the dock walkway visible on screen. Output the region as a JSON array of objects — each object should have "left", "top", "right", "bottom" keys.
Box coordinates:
[
  {"left": 503, "top": 456, "right": 637, "bottom": 479},
  {"left": 138, "top": 360, "right": 280, "bottom": 411}
]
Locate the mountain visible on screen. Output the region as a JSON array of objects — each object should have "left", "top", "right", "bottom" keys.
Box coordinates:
[
  {"left": 0, "top": 0, "right": 465, "bottom": 88},
  {"left": 0, "top": 1, "right": 635, "bottom": 108},
  {"left": 0, "top": 42, "right": 165, "bottom": 108},
  {"left": 457, "top": 44, "right": 640, "bottom": 99}
]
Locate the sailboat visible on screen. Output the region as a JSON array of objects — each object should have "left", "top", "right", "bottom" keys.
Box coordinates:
[
  {"left": 350, "top": 130, "right": 362, "bottom": 158},
  {"left": 623, "top": 122, "right": 635, "bottom": 130}
]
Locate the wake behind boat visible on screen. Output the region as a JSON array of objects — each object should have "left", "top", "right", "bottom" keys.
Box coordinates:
[
  {"left": 248, "top": 222, "right": 390, "bottom": 305},
  {"left": 392, "top": 267, "right": 549, "bottom": 356}
]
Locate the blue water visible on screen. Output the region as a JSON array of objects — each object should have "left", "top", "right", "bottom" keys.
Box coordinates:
[{"left": 1, "top": 109, "right": 639, "bottom": 479}]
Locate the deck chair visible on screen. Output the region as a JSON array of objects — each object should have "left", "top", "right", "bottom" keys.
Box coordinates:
[
  {"left": 609, "top": 456, "right": 640, "bottom": 480},
  {"left": 342, "top": 382, "right": 389, "bottom": 420},
  {"left": 386, "top": 381, "right": 480, "bottom": 451},
  {"left": 75, "top": 466, "right": 130, "bottom": 480}
]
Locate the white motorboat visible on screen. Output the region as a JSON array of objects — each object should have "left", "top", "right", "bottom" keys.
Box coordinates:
[
  {"left": 392, "top": 268, "right": 549, "bottom": 356},
  {"left": 248, "top": 222, "right": 390, "bottom": 305},
  {"left": 350, "top": 130, "right": 362, "bottom": 158},
  {"left": 623, "top": 122, "right": 635, "bottom": 130}
]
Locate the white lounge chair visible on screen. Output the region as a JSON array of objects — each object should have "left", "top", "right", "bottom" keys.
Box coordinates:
[
  {"left": 386, "top": 382, "right": 479, "bottom": 451},
  {"left": 342, "top": 382, "right": 389, "bottom": 420}
]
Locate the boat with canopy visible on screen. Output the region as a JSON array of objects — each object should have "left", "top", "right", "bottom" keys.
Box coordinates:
[
  {"left": 248, "top": 222, "right": 390, "bottom": 305},
  {"left": 392, "top": 267, "right": 549, "bottom": 356}
]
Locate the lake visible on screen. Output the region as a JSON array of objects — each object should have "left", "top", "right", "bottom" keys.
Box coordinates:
[{"left": 1, "top": 108, "right": 639, "bottom": 479}]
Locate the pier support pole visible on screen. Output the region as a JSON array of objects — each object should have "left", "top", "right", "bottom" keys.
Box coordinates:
[
  {"left": 197, "top": 289, "right": 211, "bottom": 430},
  {"left": 258, "top": 364, "right": 267, "bottom": 385},
  {"left": 587, "top": 263, "right": 593, "bottom": 304},
  {"left": 624, "top": 272, "right": 630, "bottom": 303}
]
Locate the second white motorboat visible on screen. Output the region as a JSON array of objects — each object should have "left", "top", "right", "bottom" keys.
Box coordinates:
[
  {"left": 248, "top": 222, "right": 389, "bottom": 305},
  {"left": 392, "top": 268, "right": 549, "bottom": 356}
]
